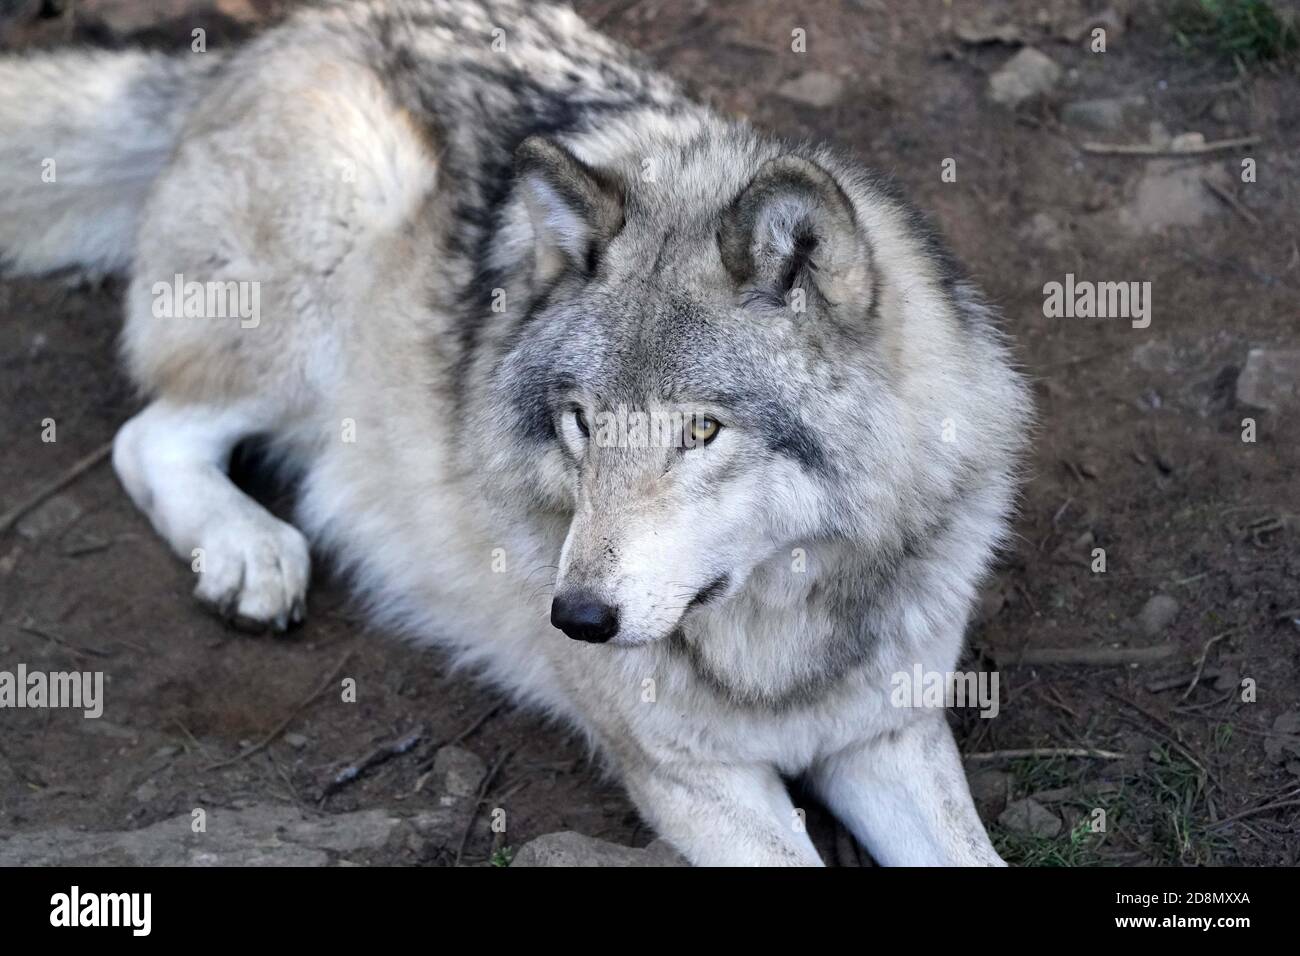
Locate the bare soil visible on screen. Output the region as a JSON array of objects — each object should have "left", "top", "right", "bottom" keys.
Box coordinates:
[{"left": 1, "top": 0, "right": 1297, "bottom": 865}]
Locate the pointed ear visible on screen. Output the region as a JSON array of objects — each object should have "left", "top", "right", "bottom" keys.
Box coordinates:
[
  {"left": 514, "top": 136, "right": 625, "bottom": 284},
  {"left": 719, "top": 155, "right": 871, "bottom": 310}
]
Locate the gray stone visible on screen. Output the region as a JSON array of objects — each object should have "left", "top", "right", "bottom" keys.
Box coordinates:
[
  {"left": 967, "top": 769, "right": 1012, "bottom": 818},
  {"left": 0, "top": 804, "right": 406, "bottom": 866},
  {"left": 997, "top": 798, "right": 1062, "bottom": 838},
  {"left": 132, "top": 780, "right": 159, "bottom": 803},
  {"left": 1112, "top": 160, "right": 1227, "bottom": 235},
  {"left": 16, "top": 493, "right": 83, "bottom": 540},
  {"left": 510, "top": 831, "right": 687, "bottom": 867},
  {"left": 954, "top": 15, "right": 1022, "bottom": 46},
  {"left": 777, "top": 71, "right": 845, "bottom": 109},
  {"left": 1264, "top": 713, "right": 1300, "bottom": 764},
  {"left": 1169, "top": 131, "right": 1206, "bottom": 152},
  {"left": 1061, "top": 96, "right": 1144, "bottom": 132},
  {"left": 1131, "top": 340, "right": 1178, "bottom": 374},
  {"left": 427, "top": 745, "right": 487, "bottom": 805},
  {"left": 1018, "top": 211, "right": 1069, "bottom": 252},
  {"left": 1236, "top": 348, "right": 1300, "bottom": 412},
  {"left": 1137, "top": 594, "right": 1180, "bottom": 637},
  {"left": 989, "top": 48, "right": 1061, "bottom": 108}
]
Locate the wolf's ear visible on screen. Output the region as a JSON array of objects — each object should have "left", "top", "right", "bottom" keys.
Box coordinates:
[
  {"left": 719, "top": 155, "right": 871, "bottom": 311},
  {"left": 514, "top": 136, "right": 625, "bottom": 284}
]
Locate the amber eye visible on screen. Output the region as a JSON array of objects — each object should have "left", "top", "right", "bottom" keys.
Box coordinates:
[
  {"left": 686, "top": 416, "right": 721, "bottom": 447},
  {"left": 574, "top": 408, "right": 589, "bottom": 437}
]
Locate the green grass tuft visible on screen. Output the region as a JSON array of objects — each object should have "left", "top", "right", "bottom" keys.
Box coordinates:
[
  {"left": 1172, "top": 0, "right": 1298, "bottom": 65},
  {"left": 489, "top": 846, "right": 515, "bottom": 867}
]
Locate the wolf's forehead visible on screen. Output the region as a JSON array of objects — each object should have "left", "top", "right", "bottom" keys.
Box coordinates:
[
  {"left": 607, "top": 210, "right": 724, "bottom": 286},
  {"left": 576, "top": 302, "right": 774, "bottom": 404},
  {"left": 626, "top": 133, "right": 762, "bottom": 214}
]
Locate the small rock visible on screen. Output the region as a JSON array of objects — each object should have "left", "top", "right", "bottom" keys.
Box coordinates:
[
  {"left": 1060, "top": 95, "right": 1144, "bottom": 132},
  {"left": 510, "top": 831, "right": 687, "bottom": 867},
  {"left": 1236, "top": 348, "right": 1300, "bottom": 412},
  {"left": 1059, "top": 805, "right": 1084, "bottom": 832},
  {"left": 1118, "top": 730, "right": 1157, "bottom": 758},
  {"left": 1136, "top": 594, "right": 1180, "bottom": 637},
  {"left": 1170, "top": 131, "right": 1206, "bottom": 152},
  {"left": 284, "top": 733, "right": 309, "bottom": 750},
  {"left": 1264, "top": 713, "right": 1300, "bottom": 764},
  {"left": 15, "top": 494, "right": 83, "bottom": 541},
  {"left": 428, "top": 745, "right": 487, "bottom": 803},
  {"left": 989, "top": 48, "right": 1061, "bottom": 109},
  {"left": 1138, "top": 388, "right": 1162, "bottom": 411},
  {"left": 998, "top": 798, "right": 1062, "bottom": 838},
  {"left": 1113, "top": 159, "right": 1227, "bottom": 235},
  {"left": 0, "top": 804, "right": 406, "bottom": 865},
  {"left": 777, "top": 71, "right": 845, "bottom": 109},
  {"left": 1018, "top": 211, "right": 1069, "bottom": 252},
  {"left": 967, "top": 769, "right": 1011, "bottom": 818},
  {"left": 953, "top": 13, "right": 1022, "bottom": 46},
  {"left": 1030, "top": 786, "right": 1076, "bottom": 804},
  {"left": 1132, "top": 340, "right": 1177, "bottom": 374},
  {"left": 407, "top": 807, "right": 457, "bottom": 837},
  {"left": 133, "top": 780, "right": 159, "bottom": 803}
]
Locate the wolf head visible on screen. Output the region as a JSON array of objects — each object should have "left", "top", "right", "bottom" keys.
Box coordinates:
[{"left": 469, "top": 128, "right": 1017, "bottom": 648}]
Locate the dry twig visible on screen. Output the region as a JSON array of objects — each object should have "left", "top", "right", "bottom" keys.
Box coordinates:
[{"left": 0, "top": 442, "right": 113, "bottom": 536}]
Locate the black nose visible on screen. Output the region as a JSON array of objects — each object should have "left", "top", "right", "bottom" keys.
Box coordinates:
[{"left": 551, "top": 591, "right": 620, "bottom": 643}]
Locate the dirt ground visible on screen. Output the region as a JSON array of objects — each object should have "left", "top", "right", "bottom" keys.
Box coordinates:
[{"left": 1, "top": 0, "right": 1297, "bottom": 866}]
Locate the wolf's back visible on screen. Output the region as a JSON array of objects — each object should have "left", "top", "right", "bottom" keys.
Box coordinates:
[{"left": 0, "top": 48, "right": 220, "bottom": 276}]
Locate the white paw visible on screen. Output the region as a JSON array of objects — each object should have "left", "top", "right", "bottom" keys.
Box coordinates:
[{"left": 192, "top": 515, "right": 310, "bottom": 633}]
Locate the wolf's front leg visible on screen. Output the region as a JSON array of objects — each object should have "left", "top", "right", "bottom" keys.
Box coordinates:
[
  {"left": 113, "top": 400, "right": 310, "bottom": 631},
  {"left": 811, "top": 711, "right": 1005, "bottom": 866},
  {"left": 621, "top": 759, "right": 824, "bottom": 866}
]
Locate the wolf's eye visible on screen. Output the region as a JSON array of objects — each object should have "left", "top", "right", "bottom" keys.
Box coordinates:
[
  {"left": 686, "top": 416, "right": 720, "bottom": 447},
  {"left": 574, "top": 408, "right": 589, "bottom": 437}
]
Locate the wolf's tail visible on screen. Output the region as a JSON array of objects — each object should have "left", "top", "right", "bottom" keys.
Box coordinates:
[{"left": 0, "top": 48, "right": 221, "bottom": 276}]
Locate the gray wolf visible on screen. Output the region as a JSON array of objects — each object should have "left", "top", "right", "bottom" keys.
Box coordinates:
[{"left": 0, "top": 0, "right": 1031, "bottom": 865}]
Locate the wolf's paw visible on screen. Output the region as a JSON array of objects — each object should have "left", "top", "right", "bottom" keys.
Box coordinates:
[{"left": 192, "top": 515, "right": 310, "bottom": 633}]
